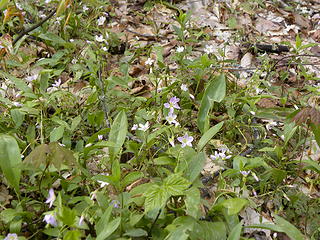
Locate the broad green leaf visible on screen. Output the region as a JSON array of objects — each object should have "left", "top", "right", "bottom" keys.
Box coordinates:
[
  {"left": 197, "top": 121, "right": 224, "bottom": 151},
  {"left": 144, "top": 185, "right": 168, "bottom": 213},
  {"left": 96, "top": 217, "right": 121, "bottom": 240},
  {"left": 164, "top": 174, "right": 190, "bottom": 196},
  {"left": 221, "top": 198, "right": 248, "bottom": 215},
  {"left": 109, "top": 110, "right": 128, "bottom": 160},
  {"left": 121, "top": 172, "right": 144, "bottom": 189},
  {"left": 191, "top": 221, "right": 227, "bottom": 240},
  {"left": 124, "top": 228, "right": 148, "bottom": 237},
  {"left": 247, "top": 215, "right": 304, "bottom": 240},
  {"left": 10, "top": 109, "right": 25, "bottom": 128},
  {"left": 95, "top": 205, "right": 113, "bottom": 235},
  {"left": 184, "top": 151, "right": 206, "bottom": 182},
  {"left": 0, "top": 135, "right": 21, "bottom": 192},
  {"left": 70, "top": 116, "right": 82, "bottom": 132},
  {"left": 50, "top": 126, "right": 65, "bottom": 142},
  {"left": 311, "top": 123, "right": 320, "bottom": 148},
  {"left": 0, "top": 0, "right": 9, "bottom": 9},
  {"left": 63, "top": 230, "right": 82, "bottom": 240},
  {"left": 38, "top": 33, "right": 66, "bottom": 45},
  {"left": 198, "top": 74, "right": 226, "bottom": 133},
  {"left": 185, "top": 187, "right": 200, "bottom": 218},
  {"left": 227, "top": 221, "right": 242, "bottom": 240},
  {"left": 58, "top": 206, "right": 76, "bottom": 227},
  {"left": 274, "top": 215, "right": 304, "bottom": 240},
  {"left": 283, "top": 122, "right": 297, "bottom": 146}
]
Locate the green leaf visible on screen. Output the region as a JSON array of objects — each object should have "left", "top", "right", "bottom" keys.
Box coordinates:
[
  {"left": 197, "top": 121, "right": 224, "bottom": 151},
  {"left": 274, "top": 215, "right": 304, "bottom": 240},
  {"left": 0, "top": 135, "right": 21, "bottom": 192},
  {"left": 283, "top": 122, "right": 297, "bottom": 146},
  {"left": 185, "top": 187, "right": 200, "bottom": 218},
  {"left": 164, "top": 174, "right": 190, "bottom": 196},
  {"left": 247, "top": 215, "right": 304, "bottom": 240},
  {"left": 124, "top": 228, "right": 148, "bottom": 237},
  {"left": 311, "top": 123, "right": 320, "bottom": 148},
  {"left": 63, "top": 230, "right": 82, "bottom": 240},
  {"left": 96, "top": 217, "right": 121, "bottom": 240},
  {"left": 121, "top": 172, "right": 144, "bottom": 189},
  {"left": 70, "top": 116, "right": 82, "bottom": 132},
  {"left": 144, "top": 184, "right": 169, "bottom": 213},
  {"left": 0, "top": 0, "right": 9, "bottom": 9},
  {"left": 184, "top": 151, "right": 206, "bottom": 183},
  {"left": 50, "top": 126, "right": 65, "bottom": 142},
  {"left": 38, "top": 33, "right": 66, "bottom": 45},
  {"left": 221, "top": 198, "right": 248, "bottom": 215},
  {"left": 198, "top": 74, "right": 226, "bottom": 133},
  {"left": 108, "top": 110, "right": 128, "bottom": 160},
  {"left": 227, "top": 221, "right": 242, "bottom": 240},
  {"left": 58, "top": 206, "right": 76, "bottom": 227},
  {"left": 0, "top": 71, "right": 34, "bottom": 94},
  {"left": 194, "top": 221, "right": 227, "bottom": 240},
  {"left": 10, "top": 109, "right": 25, "bottom": 128},
  {"left": 301, "top": 159, "right": 320, "bottom": 174}
]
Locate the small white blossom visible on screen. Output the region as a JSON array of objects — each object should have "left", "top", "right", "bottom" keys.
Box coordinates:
[
  {"left": 83, "top": 5, "right": 89, "bottom": 12},
  {"left": 45, "top": 0, "right": 51, "bottom": 3},
  {"left": 102, "top": 47, "right": 108, "bottom": 51},
  {"left": 12, "top": 102, "right": 22, "bottom": 107},
  {"left": 26, "top": 74, "right": 38, "bottom": 82},
  {"left": 98, "top": 135, "right": 103, "bottom": 140},
  {"left": 138, "top": 122, "right": 150, "bottom": 132},
  {"left": 181, "top": 84, "right": 188, "bottom": 91},
  {"left": 97, "top": 173, "right": 109, "bottom": 188},
  {"left": 131, "top": 124, "right": 138, "bottom": 130},
  {"left": 79, "top": 215, "right": 85, "bottom": 226},
  {"left": 204, "top": 45, "right": 215, "bottom": 54},
  {"left": 69, "top": 39, "right": 74, "bottom": 42},
  {"left": 95, "top": 35, "right": 105, "bottom": 42},
  {"left": 240, "top": 170, "right": 251, "bottom": 176},
  {"left": 176, "top": 46, "right": 184, "bottom": 53},
  {"left": 145, "top": 58, "right": 154, "bottom": 66},
  {"left": 166, "top": 112, "right": 179, "bottom": 126},
  {"left": 169, "top": 136, "right": 175, "bottom": 147},
  {"left": 97, "top": 16, "right": 106, "bottom": 26}
]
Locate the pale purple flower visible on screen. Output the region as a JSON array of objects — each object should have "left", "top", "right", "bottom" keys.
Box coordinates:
[
  {"left": 110, "top": 200, "right": 120, "bottom": 208},
  {"left": 165, "top": 112, "right": 179, "bottom": 126},
  {"left": 45, "top": 188, "right": 56, "bottom": 208},
  {"left": 177, "top": 133, "right": 193, "bottom": 148},
  {"left": 138, "top": 122, "right": 149, "bottom": 132},
  {"left": 43, "top": 213, "right": 58, "bottom": 227},
  {"left": 181, "top": 84, "right": 188, "bottom": 91},
  {"left": 98, "top": 135, "right": 103, "bottom": 140},
  {"left": 210, "top": 148, "right": 232, "bottom": 161},
  {"left": 145, "top": 58, "right": 154, "bottom": 66},
  {"left": 12, "top": 102, "right": 22, "bottom": 107},
  {"left": 26, "top": 74, "right": 38, "bottom": 82},
  {"left": 176, "top": 46, "right": 184, "bottom": 53},
  {"left": 240, "top": 170, "right": 251, "bottom": 176},
  {"left": 131, "top": 124, "right": 138, "bottom": 130},
  {"left": 164, "top": 96, "right": 180, "bottom": 112},
  {"left": 52, "top": 79, "right": 61, "bottom": 88},
  {"left": 79, "top": 215, "right": 85, "bottom": 226},
  {"left": 97, "top": 16, "right": 106, "bottom": 26},
  {"left": 4, "top": 233, "right": 18, "bottom": 240}
]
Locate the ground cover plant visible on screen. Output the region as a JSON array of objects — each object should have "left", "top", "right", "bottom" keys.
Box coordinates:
[{"left": 0, "top": 0, "right": 319, "bottom": 239}]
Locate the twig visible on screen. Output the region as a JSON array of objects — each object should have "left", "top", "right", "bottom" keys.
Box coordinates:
[{"left": 13, "top": 10, "right": 56, "bottom": 45}]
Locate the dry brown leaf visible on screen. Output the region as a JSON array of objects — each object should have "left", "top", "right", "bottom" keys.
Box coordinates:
[
  {"left": 257, "top": 98, "right": 278, "bottom": 108},
  {"left": 255, "top": 17, "right": 281, "bottom": 34}
]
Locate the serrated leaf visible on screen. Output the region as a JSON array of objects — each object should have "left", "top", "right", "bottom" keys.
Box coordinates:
[
  {"left": 0, "top": 135, "right": 21, "bottom": 193},
  {"left": 197, "top": 121, "right": 224, "bottom": 151},
  {"left": 144, "top": 184, "right": 168, "bottom": 213},
  {"left": 198, "top": 74, "right": 226, "bottom": 133},
  {"left": 109, "top": 110, "right": 128, "bottom": 160},
  {"left": 164, "top": 174, "right": 190, "bottom": 196}
]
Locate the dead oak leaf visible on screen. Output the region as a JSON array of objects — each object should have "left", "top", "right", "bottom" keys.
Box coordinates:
[{"left": 255, "top": 17, "right": 281, "bottom": 34}]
